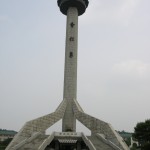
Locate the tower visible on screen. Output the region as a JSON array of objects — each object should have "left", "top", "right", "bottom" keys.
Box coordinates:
[
  {"left": 6, "top": 1, "right": 129, "bottom": 150},
  {"left": 58, "top": 0, "right": 89, "bottom": 132}
]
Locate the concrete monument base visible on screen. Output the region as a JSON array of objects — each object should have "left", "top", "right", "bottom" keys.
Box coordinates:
[{"left": 6, "top": 99, "right": 128, "bottom": 150}]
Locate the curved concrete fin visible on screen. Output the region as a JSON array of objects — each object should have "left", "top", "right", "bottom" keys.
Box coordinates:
[
  {"left": 73, "top": 100, "right": 129, "bottom": 150},
  {"left": 6, "top": 99, "right": 67, "bottom": 150}
]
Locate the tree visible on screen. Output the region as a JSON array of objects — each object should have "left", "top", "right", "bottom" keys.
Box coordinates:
[
  {"left": 0, "top": 138, "right": 12, "bottom": 150},
  {"left": 133, "top": 119, "right": 150, "bottom": 150}
]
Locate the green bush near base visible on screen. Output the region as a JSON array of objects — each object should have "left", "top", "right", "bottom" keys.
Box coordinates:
[{"left": 0, "top": 138, "right": 12, "bottom": 150}]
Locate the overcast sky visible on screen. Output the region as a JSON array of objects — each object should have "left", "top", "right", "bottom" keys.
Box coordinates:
[{"left": 0, "top": 0, "right": 150, "bottom": 133}]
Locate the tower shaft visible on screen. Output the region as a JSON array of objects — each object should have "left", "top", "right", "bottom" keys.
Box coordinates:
[{"left": 62, "top": 7, "right": 78, "bottom": 132}]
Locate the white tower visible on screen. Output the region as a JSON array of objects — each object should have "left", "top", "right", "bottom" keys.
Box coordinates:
[{"left": 6, "top": 1, "right": 129, "bottom": 149}]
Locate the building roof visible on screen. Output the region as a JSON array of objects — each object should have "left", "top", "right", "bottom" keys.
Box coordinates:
[
  {"left": 118, "top": 131, "right": 132, "bottom": 139},
  {"left": 0, "top": 129, "right": 17, "bottom": 136}
]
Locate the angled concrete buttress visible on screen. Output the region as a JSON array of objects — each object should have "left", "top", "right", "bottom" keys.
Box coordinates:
[{"left": 6, "top": 0, "right": 129, "bottom": 150}]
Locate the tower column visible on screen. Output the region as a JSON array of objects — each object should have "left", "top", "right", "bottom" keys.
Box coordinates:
[{"left": 62, "top": 7, "right": 78, "bottom": 132}]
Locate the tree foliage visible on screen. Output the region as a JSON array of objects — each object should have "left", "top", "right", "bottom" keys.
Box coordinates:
[
  {"left": 0, "top": 138, "right": 12, "bottom": 150},
  {"left": 133, "top": 119, "right": 150, "bottom": 150}
]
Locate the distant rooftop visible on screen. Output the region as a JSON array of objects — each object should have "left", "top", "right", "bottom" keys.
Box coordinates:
[
  {"left": 0, "top": 129, "right": 17, "bottom": 136},
  {"left": 118, "top": 131, "right": 133, "bottom": 139}
]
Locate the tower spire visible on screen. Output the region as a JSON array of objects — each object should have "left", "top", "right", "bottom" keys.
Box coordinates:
[{"left": 57, "top": 0, "right": 89, "bottom": 132}]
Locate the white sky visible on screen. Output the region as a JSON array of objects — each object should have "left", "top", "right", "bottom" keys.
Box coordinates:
[{"left": 0, "top": 0, "right": 150, "bottom": 133}]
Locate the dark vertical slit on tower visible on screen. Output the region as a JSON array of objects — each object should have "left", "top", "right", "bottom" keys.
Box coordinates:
[
  {"left": 69, "top": 37, "right": 74, "bottom": 41},
  {"left": 69, "top": 52, "right": 73, "bottom": 58}
]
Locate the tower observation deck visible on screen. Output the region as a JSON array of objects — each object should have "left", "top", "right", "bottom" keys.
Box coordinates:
[
  {"left": 57, "top": 0, "right": 89, "bottom": 16},
  {"left": 6, "top": 1, "right": 129, "bottom": 150}
]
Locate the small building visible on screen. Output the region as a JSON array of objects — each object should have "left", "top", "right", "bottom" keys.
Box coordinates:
[
  {"left": 0, "top": 129, "right": 17, "bottom": 142},
  {"left": 118, "top": 131, "right": 139, "bottom": 149}
]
